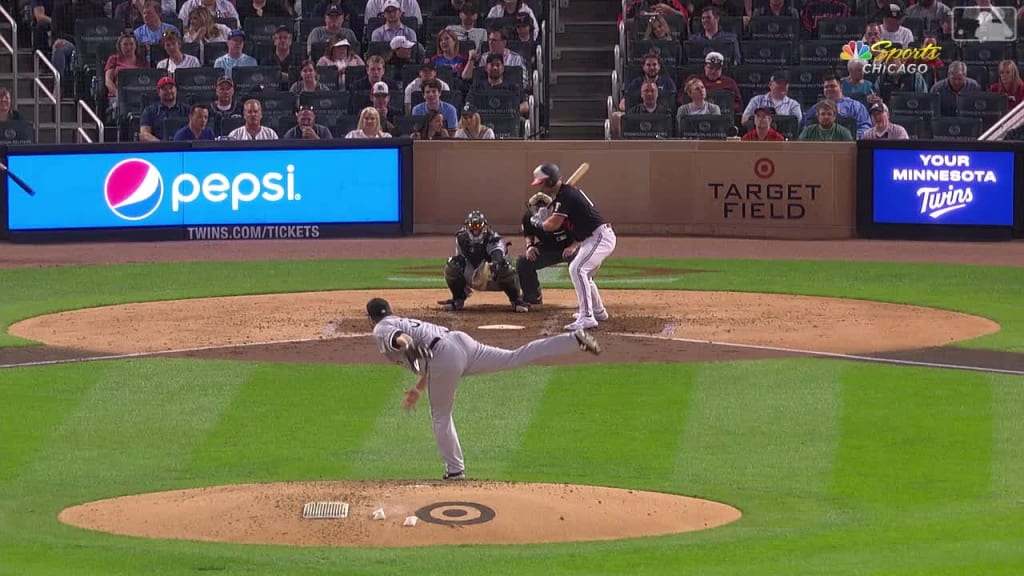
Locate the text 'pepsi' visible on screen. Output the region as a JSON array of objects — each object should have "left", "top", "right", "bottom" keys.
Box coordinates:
[{"left": 172, "top": 165, "right": 298, "bottom": 212}]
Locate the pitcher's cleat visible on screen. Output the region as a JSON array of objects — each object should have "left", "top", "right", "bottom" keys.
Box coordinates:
[{"left": 573, "top": 329, "right": 601, "bottom": 355}]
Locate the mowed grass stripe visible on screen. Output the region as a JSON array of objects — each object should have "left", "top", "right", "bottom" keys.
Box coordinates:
[
  {"left": 188, "top": 364, "right": 398, "bottom": 482},
  {"left": 673, "top": 359, "right": 843, "bottom": 522},
  {"left": 990, "top": 373, "right": 1024, "bottom": 502},
  {"left": 512, "top": 364, "right": 696, "bottom": 486},
  {"left": 832, "top": 365, "right": 993, "bottom": 511},
  {"left": 349, "top": 366, "right": 557, "bottom": 480}
]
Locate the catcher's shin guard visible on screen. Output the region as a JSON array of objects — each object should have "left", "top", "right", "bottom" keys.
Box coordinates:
[
  {"left": 494, "top": 260, "right": 523, "bottom": 305},
  {"left": 444, "top": 256, "right": 469, "bottom": 300}
]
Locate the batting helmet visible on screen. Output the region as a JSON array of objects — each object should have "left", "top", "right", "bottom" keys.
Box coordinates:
[{"left": 531, "top": 163, "right": 560, "bottom": 187}]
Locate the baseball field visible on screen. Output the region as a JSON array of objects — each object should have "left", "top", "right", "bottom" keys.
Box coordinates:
[{"left": 1, "top": 236, "right": 1023, "bottom": 575}]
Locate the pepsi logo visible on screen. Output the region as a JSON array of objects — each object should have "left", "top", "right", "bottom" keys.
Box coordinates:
[{"left": 104, "top": 158, "right": 164, "bottom": 221}]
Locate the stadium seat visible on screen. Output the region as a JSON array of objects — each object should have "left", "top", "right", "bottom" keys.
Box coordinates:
[
  {"left": 956, "top": 92, "right": 1009, "bottom": 129},
  {"left": 748, "top": 16, "right": 800, "bottom": 42},
  {"left": 931, "top": 117, "right": 983, "bottom": 140},
  {"left": 816, "top": 17, "right": 866, "bottom": 41},
  {"left": 889, "top": 91, "right": 940, "bottom": 119},
  {"left": 739, "top": 40, "right": 793, "bottom": 66},
  {"left": 676, "top": 114, "right": 733, "bottom": 139},
  {"left": 621, "top": 113, "right": 673, "bottom": 139}
]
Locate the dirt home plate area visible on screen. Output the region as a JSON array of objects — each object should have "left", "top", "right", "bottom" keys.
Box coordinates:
[{"left": 2, "top": 237, "right": 1019, "bottom": 548}]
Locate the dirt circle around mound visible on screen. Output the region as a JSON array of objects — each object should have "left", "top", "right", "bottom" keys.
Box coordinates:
[{"left": 58, "top": 481, "right": 743, "bottom": 547}]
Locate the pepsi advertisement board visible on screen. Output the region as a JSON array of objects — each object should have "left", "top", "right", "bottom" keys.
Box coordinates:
[
  {"left": 3, "top": 140, "right": 412, "bottom": 242},
  {"left": 857, "top": 140, "right": 1022, "bottom": 240}
]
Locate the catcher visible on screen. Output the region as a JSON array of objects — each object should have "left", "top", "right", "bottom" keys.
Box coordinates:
[
  {"left": 438, "top": 210, "right": 530, "bottom": 313},
  {"left": 517, "top": 190, "right": 577, "bottom": 305}
]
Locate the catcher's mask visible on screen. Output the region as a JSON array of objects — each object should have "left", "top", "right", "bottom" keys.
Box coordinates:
[{"left": 464, "top": 210, "right": 489, "bottom": 243}]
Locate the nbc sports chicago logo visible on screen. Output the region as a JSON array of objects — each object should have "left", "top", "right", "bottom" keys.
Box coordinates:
[
  {"left": 840, "top": 40, "right": 938, "bottom": 75},
  {"left": 104, "top": 159, "right": 164, "bottom": 221}
]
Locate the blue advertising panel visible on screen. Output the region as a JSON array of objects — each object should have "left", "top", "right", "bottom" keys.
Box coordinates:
[
  {"left": 6, "top": 147, "right": 400, "bottom": 230},
  {"left": 872, "top": 149, "right": 1015, "bottom": 226}
]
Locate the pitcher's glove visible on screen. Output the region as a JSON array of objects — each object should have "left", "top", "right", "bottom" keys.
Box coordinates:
[
  {"left": 527, "top": 192, "right": 553, "bottom": 215},
  {"left": 404, "top": 343, "right": 433, "bottom": 375}
]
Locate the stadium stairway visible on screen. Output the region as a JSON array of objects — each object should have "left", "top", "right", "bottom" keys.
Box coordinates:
[
  {"left": 0, "top": 45, "right": 91, "bottom": 144},
  {"left": 547, "top": 0, "right": 617, "bottom": 139}
]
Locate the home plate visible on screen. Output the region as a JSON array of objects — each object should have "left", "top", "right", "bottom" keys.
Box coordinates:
[{"left": 478, "top": 324, "right": 526, "bottom": 330}]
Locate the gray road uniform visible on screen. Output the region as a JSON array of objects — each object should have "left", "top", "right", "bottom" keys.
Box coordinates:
[{"left": 372, "top": 315, "right": 592, "bottom": 477}]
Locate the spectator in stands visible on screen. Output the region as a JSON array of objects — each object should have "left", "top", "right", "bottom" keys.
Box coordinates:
[
  {"left": 405, "top": 63, "right": 451, "bottom": 113},
  {"left": 134, "top": 1, "right": 181, "bottom": 49},
  {"left": 265, "top": 26, "right": 302, "bottom": 90},
  {"left": 307, "top": 5, "right": 360, "bottom": 56},
  {"left": 861, "top": 102, "right": 909, "bottom": 139},
  {"left": 318, "top": 37, "right": 365, "bottom": 75},
  {"left": 446, "top": 2, "right": 487, "bottom": 51},
  {"left": 371, "top": 0, "right": 419, "bottom": 42},
  {"left": 173, "top": 103, "right": 216, "bottom": 140},
  {"left": 630, "top": 80, "right": 672, "bottom": 115},
  {"left": 454, "top": 102, "right": 495, "bottom": 139},
  {"left": 930, "top": 60, "right": 981, "bottom": 116},
  {"left": 801, "top": 75, "right": 870, "bottom": 136},
  {"left": 346, "top": 106, "right": 393, "bottom": 138},
  {"left": 139, "top": 76, "right": 190, "bottom": 141},
  {"left": 184, "top": 6, "right": 231, "bottom": 44},
  {"left": 741, "top": 70, "right": 800, "bottom": 124},
  {"left": 682, "top": 51, "right": 741, "bottom": 111},
  {"left": 365, "top": 0, "right": 423, "bottom": 26},
  {"left": 0, "top": 87, "right": 26, "bottom": 123},
  {"left": 695, "top": 0, "right": 745, "bottom": 20},
  {"left": 385, "top": 36, "right": 426, "bottom": 76},
  {"left": 467, "top": 53, "right": 529, "bottom": 116},
  {"left": 412, "top": 79, "right": 458, "bottom": 131},
  {"left": 610, "top": 51, "right": 676, "bottom": 137},
  {"left": 31, "top": 0, "right": 77, "bottom": 75},
  {"left": 797, "top": 99, "right": 853, "bottom": 140},
  {"left": 210, "top": 76, "right": 243, "bottom": 123},
  {"left": 283, "top": 104, "right": 334, "bottom": 139},
  {"left": 214, "top": 30, "right": 258, "bottom": 78},
  {"left": 290, "top": 60, "right": 331, "bottom": 93},
  {"left": 643, "top": 15, "right": 674, "bottom": 40},
  {"left": 880, "top": 4, "right": 914, "bottom": 46},
  {"left": 862, "top": 21, "right": 882, "bottom": 44},
  {"left": 676, "top": 78, "right": 721, "bottom": 126},
  {"left": 115, "top": 0, "right": 147, "bottom": 26},
  {"left": 513, "top": 12, "right": 537, "bottom": 53},
  {"left": 742, "top": 105, "right": 786, "bottom": 140},
  {"left": 911, "top": 33, "right": 945, "bottom": 71},
  {"left": 841, "top": 59, "right": 875, "bottom": 96},
  {"left": 349, "top": 55, "right": 400, "bottom": 91},
  {"left": 306, "top": 0, "right": 358, "bottom": 18},
  {"left": 412, "top": 110, "right": 451, "bottom": 139},
  {"left": 752, "top": 0, "right": 800, "bottom": 19},
  {"left": 487, "top": 0, "right": 539, "bottom": 41},
  {"left": 179, "top": 0, "right": 240, "bottom": 27},
  {"left": 156, "top": 31, "right": 201, "bottom": 72},
  {"left": 434, "top": 0, "right": 470, "bottom": 17},
  {"left": 856, "top": 0, "right": 897, "bottom": 18},
  {"left": 228, "top": 99, "right": 279, "bottom": 139},
  {"left": 871, "top": 56, "right": 928, "bottom": 101},
  {"left": 904, "top": 0, "right": 952, "bottom": 31},
  {"left": 431, "top": 30, "right": 469, "bottom": 76},
  {"left": 990, "top": 60, "right": 1024, "bottom": 107},
  {"left": 620, "top": 0, "right": 689, "bottom": 26},
  {"left": 465, "top": 28, "right": 527, "bottom": 86},
  {"left": 371, "top": 81, "right": 399, "bottom": 133},
  {"left": 799, "top": 0, "right": 850, "bottom": 37},
  {"left": 688, "top": 7, "right": 741, "bottom": 65},
  {"left": 937, "top": 13, "right": 954, "bottom": 41},
  {"left": 104, "top": 32, "right": 148, "bottom": 114},
  {"left": 236, "top": 0, "right": 291, "bottom": 25}
]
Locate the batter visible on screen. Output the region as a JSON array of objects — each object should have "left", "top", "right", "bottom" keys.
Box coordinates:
[{"left": 366, "top": 297, "right": 602, "bottom": 480}]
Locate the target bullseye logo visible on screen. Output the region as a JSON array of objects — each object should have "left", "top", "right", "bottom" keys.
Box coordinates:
[
  {"left": 415, "top": 501, "right": 496, "bottom": 526},
  {"left": 753, "top": 158, "right": 775, "bottom": 179},
  {"left": 104, "top": 158, "right": 164, "bottom": 221}
]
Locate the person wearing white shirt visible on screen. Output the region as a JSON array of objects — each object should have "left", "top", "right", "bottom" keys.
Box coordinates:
[
  {"left": 404, "top": 62, "right": 451, "bottom": 113},
  {"left": 178, "top": 0, "right": 240, "bottom": 27},
  {"left": 228, "top": 99, "right": 280, "bottom": 140},
  {"left": 364, "top": 0, "right": 422, "bottom": 25},
  {"left": 370, "top": 0, "right": 418, "bottom": 42},
  {"left": 486, "top": 0, "right": 538, "bottom": 41},
  {"left": 346, "top": 106, "right": 393, "bottom": 138},
  {"left": 881, "top": 4, "right": 914, "bottom": 46},
  {"left": 156, "top": 31, "right": 201, "bottom": 73},
  {"left": 861, "top": 102, "right": 909, "bottom": 140}
]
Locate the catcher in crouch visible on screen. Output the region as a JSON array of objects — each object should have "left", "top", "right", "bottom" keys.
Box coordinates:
[{"left": 438, "top": 210, "right": 531, "bottom": 313}]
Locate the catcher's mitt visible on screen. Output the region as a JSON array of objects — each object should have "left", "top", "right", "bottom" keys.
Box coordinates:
[
  {"left": 471, "top": 261, "right": 492, "bottom": 290},
  {"left": 403, "top": 343, "right": 433, "bottom": 375},
  {"left": 527, "top": 191, "right": 553, "bottom": 215}
]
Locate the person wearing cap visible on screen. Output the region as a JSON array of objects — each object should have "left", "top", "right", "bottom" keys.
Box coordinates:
[
  {"left": 139, "top": 76, "right": 190, "bottom": 141},
  {"left": 369, "top": 81, "right": 399, "bottom": 133},
  {"left": 236, "top": 0, "right": 290, "bottom": 24},
  {"left": 880, "top": 4, "right": 914, "bottom": 45},
  {"left": 681, "top": 51, "right": 742, "bottom": 111},
  {"left": 861, "top": 102, "right": 909, "bottom": 139},
  {"left": 283, "top": 104, "right": 334, "bottom": 140},
  {"left": 385, "top": 35, "right": 425, "bottom": 74},
  {"left": 412, "top": 79, "right": 459, "bottom": 132},
  {"left": 364, "top": 0, "right": 423, "bottom": 26},
  {"left": 290, "top": 60, "right": 331, "bottom": 93},
  {"left": 178, "top": 0, "right": 239, "bottom": 28},
  {"left": 405, "top": 62, "right": 451, "bottom": 114},
  {"left": 687, "top": 6, "right": 741, "bottom": 66},
  {"left": 801, "top": 74, "right": 871, "bottom": 136},
  {"left": 371, "top": 0, "right": 419, "bottom": 42},
  {"left": 454, "top": 102, "right": 495, "bottom": 139},
  {"left": 173, "top": 103, "right": 216, "bottom": 140},
  {"left": 306, "top": 4, "right": 359, "bottom": 55},
  {"left": 486, "top": 0, "right": 539, "bottom": 41},
  {"left": 209, "top": 76, "right": 242, "bottom": 124},
  {"left": 228, "top": 99, "right": 280, "bottom": 140},
  {"left": 740, "top": 71, "right": 801, "bottom": 125},
  {"left": 741, "top": 106, "right": 786, "bottom": 140},
  {"left": 133, "top": 1, "right": 181, "bottom": 48},
  {"left": 318, "top": 35, "right": 365, "bottom": 75},
  {"left": 445, "top": 1, "right": 487, "bottom": 51},
  {"left": 156, "top": 30, "right": 200, "bottom": 73},
  {"left": 797, "top": 99, "right": 854, "bottom": 141},
  {"left": 512, "top": 12, "right": 536, "bottom": 45},
  {"left": 214, "top": 30, "right": 258, "bottom": 78},
  {"left": 798, "top": 0, "right": 850, "bottom": 35},
  {"left": 263, "top": 25, "right": 302, "bottom": 90}
]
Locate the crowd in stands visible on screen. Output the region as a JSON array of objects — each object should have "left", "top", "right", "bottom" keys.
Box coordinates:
[
  {"left": 16, "top": 0, "right": 544, "bottom": 141},
  {"left": 613, "top": 0, "right": 1024, "bottom": 140}
]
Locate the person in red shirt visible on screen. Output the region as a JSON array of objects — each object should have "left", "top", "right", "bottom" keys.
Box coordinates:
[
  {"left": 741, "top": 105, "right": 785, "bottom": 140},
  {"left": 990, "top": 60, "right": 1024, "bottom": 108}
]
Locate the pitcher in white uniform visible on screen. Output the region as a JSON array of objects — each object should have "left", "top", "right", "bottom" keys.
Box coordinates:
[{"left": 366, "top": 297, "right": 602, "bottom": 480}]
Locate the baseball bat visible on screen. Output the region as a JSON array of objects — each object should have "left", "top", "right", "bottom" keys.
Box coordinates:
[
  {"left": 0, "top": 161, "right": 35, "bottom": 196},
  {"left": 565, "top": 162, "right": 590, "bottom": 186}
]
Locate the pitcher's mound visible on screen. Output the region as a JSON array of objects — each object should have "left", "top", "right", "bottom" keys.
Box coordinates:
[{"left": 58, "top": 481, "right": 742, "bottom": 547}]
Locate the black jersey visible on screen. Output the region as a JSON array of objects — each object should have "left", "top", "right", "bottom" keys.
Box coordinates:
[
  {"left": 455, "top": 228, "right": 505, "bottom": 267},
  {"left": 521, "top": 210, "right": 573, "bottom": 251},
  {"left": 551, "top": 184, "right": 607, "bottom": 241}
]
